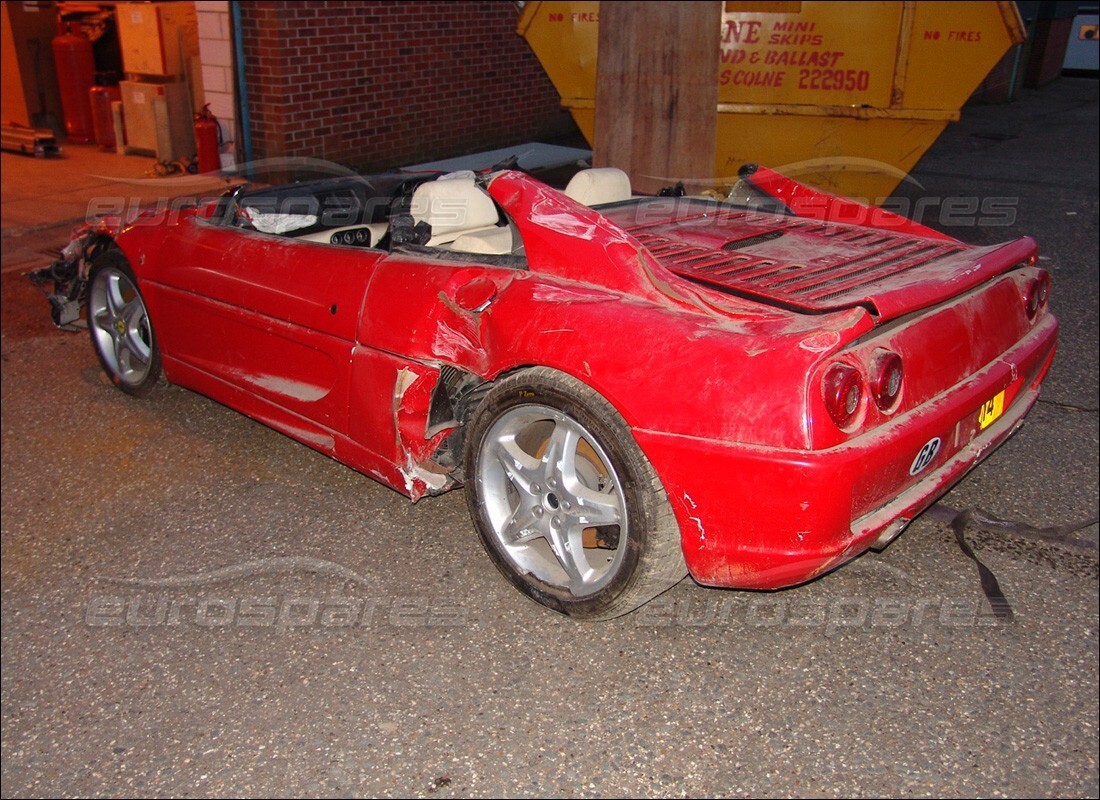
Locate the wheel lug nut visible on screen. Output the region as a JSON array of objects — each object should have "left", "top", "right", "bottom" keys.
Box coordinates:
[
  {"left": 552, "top": 516, "right": 561, "bottom": 526},
  {"left": 531, "top": 483, "right": 541, "bottom": 493},
  {"left": 533, "top": 507, "right": 543, "bottom": 517}
]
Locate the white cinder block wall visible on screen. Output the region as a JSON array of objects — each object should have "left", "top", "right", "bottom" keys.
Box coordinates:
[{"left": 194, "top": 0, "right": 237, "bottom": 160}]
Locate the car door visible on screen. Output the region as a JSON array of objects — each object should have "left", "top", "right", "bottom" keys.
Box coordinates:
[{"left": 146, "top": 217, "right": 381, "bottom": 437}]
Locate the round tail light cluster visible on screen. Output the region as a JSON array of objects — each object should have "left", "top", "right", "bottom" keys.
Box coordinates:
[
  {"left": 823, "top": 350, "right": 905, "bottom": 429},
  {"left": 870, "top": 350, "right": 904, "bottom": 411},
  {"left": 1025, "top": 271, "right": 1050, "bottom": 320},
  {"left": 823, "top": 363, "right": 863, "bottom": 428}
]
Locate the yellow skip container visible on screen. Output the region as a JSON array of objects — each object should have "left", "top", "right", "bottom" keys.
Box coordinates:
[{"left": 519, "top": 1, "right": 1025, "bottom": 200}]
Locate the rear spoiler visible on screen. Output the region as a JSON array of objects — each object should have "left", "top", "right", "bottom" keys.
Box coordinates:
[{"left": 739, "top": 164, "right": 958, "bottom": 243}]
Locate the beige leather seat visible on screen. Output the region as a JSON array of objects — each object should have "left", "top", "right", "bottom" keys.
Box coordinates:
[
  {"left": 563, "top": 167, "right": 632, "bottom": 207},
  {"left": 410, "top": 175, "right": 501, "bottom": 248},
  {"left": 449, "top": 226, "right": 514, "bottom": 255}
]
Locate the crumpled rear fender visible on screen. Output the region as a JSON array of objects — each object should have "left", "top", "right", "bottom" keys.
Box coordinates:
[{"left": 358, "top": 252, "right": 870, "bottom": 483}]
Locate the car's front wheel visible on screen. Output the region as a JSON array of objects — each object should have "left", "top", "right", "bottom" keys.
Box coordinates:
[
  {"left": 465, "top": 367, "right": 686, "bottom": 619},
  {"left": 87, "top": 252, "right": 161, "bottom": 396}
]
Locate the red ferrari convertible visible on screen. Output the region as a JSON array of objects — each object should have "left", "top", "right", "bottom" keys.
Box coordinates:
[{"left": 32, "top": 164, "right": 1058, "bottom": 619}]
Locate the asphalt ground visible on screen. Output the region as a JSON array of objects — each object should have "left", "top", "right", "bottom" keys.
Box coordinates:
[{"left": 1, "top": 78, "right": 1097, "bottom": 797}]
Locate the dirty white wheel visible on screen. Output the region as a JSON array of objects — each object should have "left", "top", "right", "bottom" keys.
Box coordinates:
[
  {"left": 88, "top": 253, "right": 161, "bottom": 396},
  {"left": 465, "top": 367, "right": 686, "bottom": 619}
]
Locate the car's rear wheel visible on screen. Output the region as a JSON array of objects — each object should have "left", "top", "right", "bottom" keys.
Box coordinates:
[
  {"left": 87, "top": 252, "right": 161, "bottom": 397},
  {"left": 465, "top": 367, "right": 686, "bottom": 619}
]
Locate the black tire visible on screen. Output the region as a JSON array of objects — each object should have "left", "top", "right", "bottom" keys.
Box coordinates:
[
  {"left": 87, "top": 252, "right": 162, "bottom": 397},
  {"left": 464, "top": 367, "right": 687, "bottom": 620}
]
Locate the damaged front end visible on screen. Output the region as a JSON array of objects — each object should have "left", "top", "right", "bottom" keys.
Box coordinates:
[
  {"left": 390, "top": 363, "right": 493, "bottom": 500},
  {"left": 27, "top": 225, "right": 116, "bottom": 329}
]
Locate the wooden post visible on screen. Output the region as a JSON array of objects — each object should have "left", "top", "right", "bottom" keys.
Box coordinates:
[{"left": 593, "top": 2, "right": 720, "bottom": 195}]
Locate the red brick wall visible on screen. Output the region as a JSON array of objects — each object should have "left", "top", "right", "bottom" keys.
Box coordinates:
[{"left": 238, "top": 0, "right": 576, "bottom": 169}]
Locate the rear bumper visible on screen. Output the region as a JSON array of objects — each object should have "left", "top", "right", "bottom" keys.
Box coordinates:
[{"left": 635, "top": 313, "right": 1058, "bottom": 589}]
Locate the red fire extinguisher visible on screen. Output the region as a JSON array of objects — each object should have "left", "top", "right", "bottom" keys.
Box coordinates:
[
  {"left": 89, "top": 85, "right": 122, "bottom": 150},
  {"left": 194, "top": 104, "right": 222, "bottom": 174},
  {"left": 52, "top": 22, "right": 96, "bottom": 144}
]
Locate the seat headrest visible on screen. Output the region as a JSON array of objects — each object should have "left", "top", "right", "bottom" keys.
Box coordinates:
[
  {"left": 410, "top": 176, "right": 499, "bottom": 238},
  {"left": 563, "top": 168, "right": 632, "bottom": 207}
]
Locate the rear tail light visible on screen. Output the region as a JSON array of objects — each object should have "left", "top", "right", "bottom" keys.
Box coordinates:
[
  {"left": 870, "top": 350, "right": 904, "bottom": 411},
  {"left": 823, "top": 363, "right": 863, "bottom": 428},
  {"left": 1025, "top": 271, "right": 1050, "bottom": 319}
]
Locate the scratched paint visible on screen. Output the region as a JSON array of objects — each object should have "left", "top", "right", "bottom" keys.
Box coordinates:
[{"left": 249, "top": 374, "right": 328, "bottom": 402}]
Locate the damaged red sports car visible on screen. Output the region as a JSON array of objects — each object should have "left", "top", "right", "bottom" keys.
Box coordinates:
[{"left": 32, "top": 164, "right": 1058, "bottom": 619}]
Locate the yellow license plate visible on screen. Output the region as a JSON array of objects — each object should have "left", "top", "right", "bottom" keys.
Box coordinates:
[{"left": 978, "top": 390, "right": 1005, "bottom": 430}]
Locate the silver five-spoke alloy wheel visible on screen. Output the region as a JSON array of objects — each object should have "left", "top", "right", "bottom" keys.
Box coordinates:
[
  {"left": 465, "top": 367, "right": 687, "bottom": 619},
  {"left": 88, "top": 255, "right": 161, "bottom": 395},
  {"left": 478, "top": 404, "right": 627, "bottom": 597}
]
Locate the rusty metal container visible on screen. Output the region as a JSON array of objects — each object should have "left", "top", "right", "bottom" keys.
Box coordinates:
[{"left": 519, "top": 1, "right": 1026, "bottom": 200}]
